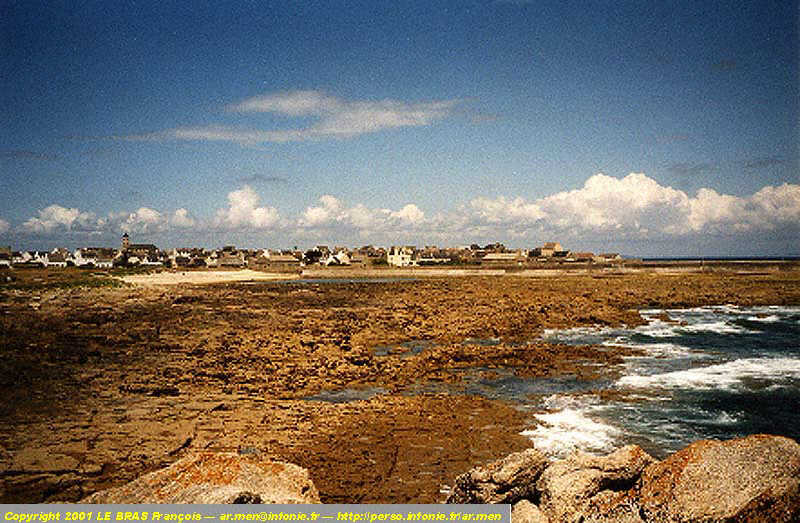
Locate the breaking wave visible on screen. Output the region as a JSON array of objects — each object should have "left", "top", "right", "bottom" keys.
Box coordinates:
[{"left": 617, "top": 357, "right": 800, "bottom": 391}]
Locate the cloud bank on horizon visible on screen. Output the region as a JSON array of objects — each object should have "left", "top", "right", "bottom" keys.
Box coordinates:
[{"left": 3, "top": 173, "right": 798, "bottom": 251}]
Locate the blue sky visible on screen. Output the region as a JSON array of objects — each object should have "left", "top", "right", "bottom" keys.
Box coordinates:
[{"left": 1, "top": 0, "right": 798, "bottom": 255}]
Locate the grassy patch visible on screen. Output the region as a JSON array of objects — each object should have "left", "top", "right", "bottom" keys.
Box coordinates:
[{"left": 0, "top": 268, "right": 129, "bottom": 291}]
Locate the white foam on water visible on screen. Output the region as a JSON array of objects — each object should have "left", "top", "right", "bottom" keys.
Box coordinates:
[
  {"left": 605, "top": 340, "right": 698, "bottom": 359},
  {"left": 542, "top": 326, "right": 619, "bottom": 343},
  {"left": 707, "top": 411, "right": 740, "bottom": 426},
  {"left": 745, "top": 314, "right": 781, "bottom": 323},
  {"left": 680, "top": 320, "right": 755, "bottom": 335},
  {"left": 634, "top": 320, "right": 683, "bottom": 338},
  {"left": 521, "top": 395, "right": 621, "bottom": 457},
  {"left": 617, "top": 357, "right": 800, "bottom": 391}
]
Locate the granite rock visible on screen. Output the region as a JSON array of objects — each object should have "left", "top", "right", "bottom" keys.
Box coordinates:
[{"left": 81, "top": 452, "right": 320, "bottom": 504}]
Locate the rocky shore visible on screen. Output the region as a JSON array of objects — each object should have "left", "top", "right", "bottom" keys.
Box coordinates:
[
  {"left": 448, "top": 434, "right": 800, "bottom": 522},
  {"left": 77, "top": 433, "right": 800, "bottom": 522},
  {"left": 1, "top": 268, "right": 799, "bottom": 503}
]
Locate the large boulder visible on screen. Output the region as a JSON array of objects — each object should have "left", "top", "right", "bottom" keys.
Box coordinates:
[
  {"left": 637, "top": 434, "right": 800, "bottom": 522},
  {"left": 537, "top": 445, "right": 655, "bottom": 523},
  {"left": 81, "top": 453, "right": 320, "bottom": 503},
  {"left": 447, "top": 448, "right": 548, "bottom": 504},
  {"left": 511, "top": 500, "right": 548, "bottom": 523}
]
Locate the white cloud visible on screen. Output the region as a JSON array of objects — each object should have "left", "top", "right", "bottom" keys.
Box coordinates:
[
  {"left": 468, "top": 196, "right": 544, "bottom": 224},
  {"left": 228, "top": 90, "right": 342, "bottom": 116},
  {"left": 133, "top": 90, "right": 462, "bottom": 144},
  {"left": 114, "top": 207, "right": 169, "bottom": 233},
  {"left": 298, "top": 196, "right": 425, "bottom": 232},
  {"left": 309, "top": 98, "right": 458, "bottom": 139},
  {"left": 391, "top": 204, "right": 425, "bottom": 225},
  {"left": 171, "top": 208, "right": 196, "bottom": 228},
  {"left": 688, "top": 189, "right": 749, "bottom": 232},
  {"left": 458, "top": 174, "right": 800, "bottom": 239},
  {"left": 13, "top": 174, "right": 799, "bottom": 248},
  {"left": 750, "top": 183, "right": 800, "bottom": 224},
  {"left": 214, "top": 185, "right": 280, "bottom": 229},
  {"left": 536, "top": 173, "right": 691, "bottom": 235},
  {"left": 22, "top": 205, "right": 99, "bottom": 233},
  {"left": 299, "top": 194, "right": 342, "bottom": 227},
  {"left": 0, "top": 218, "right": 9, "bottom": 234},
  {"left": 20, "top": 204, "right": 199, "bottom": 237}
]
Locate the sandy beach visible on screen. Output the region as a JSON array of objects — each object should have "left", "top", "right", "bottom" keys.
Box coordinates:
[{"left": 120, "top": 269, "right": 300, "bottom": 286}]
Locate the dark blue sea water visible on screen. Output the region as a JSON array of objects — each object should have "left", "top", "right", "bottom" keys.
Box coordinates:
[{"left": 533, "top": 305, "right": 800, "bottom": 458}]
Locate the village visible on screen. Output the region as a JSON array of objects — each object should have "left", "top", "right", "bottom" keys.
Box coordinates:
[{"left": 0, "top": 233, "right": 625, "bottom": 271}]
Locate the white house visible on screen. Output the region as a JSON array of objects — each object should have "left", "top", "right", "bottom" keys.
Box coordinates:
[
  {"left": 321, "top": 250, "right": 351, "bottom": 266},
  {"left": 13, "top": 251, "right": 48, "bottom": 266},
  {"left": 72, "top": 249, "right": 96, "bottom": 267},
  {"left": 47, "top": 249, "right": 68, "bottom": 268},
  {"left": 387, "top": 246, "right": 415, "bottom": 267}
]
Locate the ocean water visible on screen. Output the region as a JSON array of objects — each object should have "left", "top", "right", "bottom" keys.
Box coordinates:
[{"left": 529, "top": 305, "right": 800, "bottom": 458}]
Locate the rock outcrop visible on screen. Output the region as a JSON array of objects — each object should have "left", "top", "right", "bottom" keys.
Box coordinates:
[
  {"left": 447, "top": 448, "right": 548, "bottom": 504},
  {"left": 447, "top": 435, "right": 800, "bottom": 523},
  {"left": 536, "top": 445, "right": 655, "bottom": 522},
  {"left": 510, "top": 501, "right": 548, "bottom": 523},
  {"left": 637, "top": 434, "right": 800, "bottom": 522},
  {"left": 81, "top": 453, "right": 320, "bottom": 504}
]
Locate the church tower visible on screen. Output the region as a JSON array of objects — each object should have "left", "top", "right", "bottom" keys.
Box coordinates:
[{"left": 121, "top": 232, "right": 130, "bottom": 251}]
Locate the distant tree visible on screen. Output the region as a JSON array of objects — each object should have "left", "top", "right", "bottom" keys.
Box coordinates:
[{"left": 303, "top": 249, "right": 323, "bottom": 265}]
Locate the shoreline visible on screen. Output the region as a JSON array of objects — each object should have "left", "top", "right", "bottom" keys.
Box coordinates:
[
  {"left": 120, "top": 269, "right": 301, "bottom": 286},
  {"left": 111, "top": 258, "right": 800, "bottom": 286}
]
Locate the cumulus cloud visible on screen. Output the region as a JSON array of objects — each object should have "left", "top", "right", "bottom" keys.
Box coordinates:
[
  {"left": 119, "top": 207, "right": 166, "bottom": 233},
  {"left": 171, "top": 208, "right": 196, "bottom": 228},
  {"left": 536, "top": 173, "right": 691, "bottom": 235},
  {"left": 19, "top": 204, "right": 199, "bottom": 237},
  {"left": 130, "top": 90, "right": 462, "bottom": 144},
  {"left": 468, "top": 196, "right": 544, "bottom": 225},
  {"left": 391, "top": 204, "right": 425, "bottom": 225},
  {"left": 0, "top": 218, "right": 9, "bottom": 234},
  {"left": 214, "top": 185, "right": 280, "bottom": 229},
  {"left": 749, "top": 183, "right": 800, "bottom": 224},
  {"left": 22, "top": 205, "right": 99, "bottom": 233},
  {"left": 299, "top": 195, "right": 342, "bottom": 227},
  {"left": 459, "top": 173, "right": 800, "bottom": 239},
  {"left": 298, "top": 195, "right": 425, "bottom": 232},
  {"left": 13, "top": 174, "right": 799, "bottom": 246}
]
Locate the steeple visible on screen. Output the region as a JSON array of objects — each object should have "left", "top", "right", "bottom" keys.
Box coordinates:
[{"left": 121, "top": 232, "right": 130, "bottom": 251}]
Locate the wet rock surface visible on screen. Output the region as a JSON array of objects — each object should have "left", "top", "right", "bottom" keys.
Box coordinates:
[{"left": 1, "top": 268, "right": 799, "bottom": 503}]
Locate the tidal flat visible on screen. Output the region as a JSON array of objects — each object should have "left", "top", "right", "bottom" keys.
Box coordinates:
[{"left": 1, "top": 267, "right": 799, "bottom": 503}]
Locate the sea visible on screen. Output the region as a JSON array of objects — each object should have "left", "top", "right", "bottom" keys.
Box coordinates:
[{"left": 526, "top": 305, "right": 800, "bottom": 458}]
